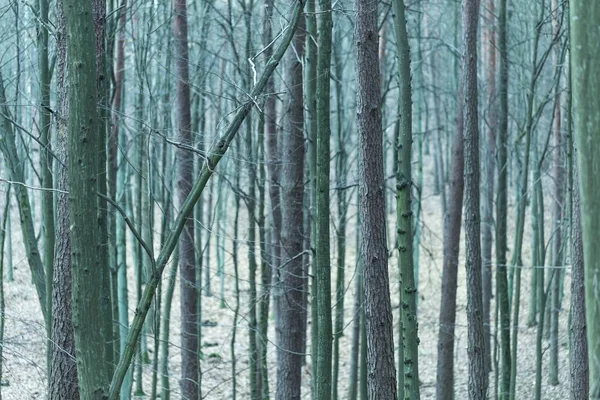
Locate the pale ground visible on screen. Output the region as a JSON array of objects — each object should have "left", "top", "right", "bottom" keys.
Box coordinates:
[{"left": 0, "top": 151, "right": 572, "bottom": 399}]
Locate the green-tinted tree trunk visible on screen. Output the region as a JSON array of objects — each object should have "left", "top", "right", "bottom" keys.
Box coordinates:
[
  {"left": 37, "top": 0, "right": 54, "bottom": 355},
  {"left": 393, "top": 1, "right": 418, "bottom": 399},
  {"left": 0, "top": 75, "right": 47, "bottom": 326},
  {"left": 331, "top": 27, "right": 348, "bottom": 400},
  {"left": 496, "top": 0, "right": 511, "bottom": 397},
  {"left": 63, "top": 0, "right": 113, "bottom": 395},
  {"left": 570, "top": 1, "right": 600, "bottom": 396},
  {"left": 316, "top": 0, "right": 333, "bottom": 397},
  {"left": 305, "top": 0, "right": 319, "bottom": 396}
]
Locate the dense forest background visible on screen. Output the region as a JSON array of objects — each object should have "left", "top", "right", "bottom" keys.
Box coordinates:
[{"left": 0, "top": 0, "right": 598, "bottom": 399}]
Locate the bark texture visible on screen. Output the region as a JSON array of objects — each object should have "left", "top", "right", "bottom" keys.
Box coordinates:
[
  {"left": 358, "top": 1, "right": 397, "bottom": 399},
  {"left": 571, "top": 2, "right": 600, "bottom": 396},
  {"left": 462, "top": 0, "right": 487, "bottom": 398},
  {"left": 276, "top": 16, "right": 306, "bottom": 399},
  {"left": 172, "top": 0, "right": 199, "bottom": 397}
]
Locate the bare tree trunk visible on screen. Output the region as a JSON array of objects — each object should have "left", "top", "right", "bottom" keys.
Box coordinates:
[
  {"left": 435, "top": 55, "right": 465, "bottom": 400},
  {"left": 462, "top": 0, "right": 487, "bottom": 397},
  {"left": 358, "top": 0, "right": 397, "bottom": 399},
  {"left": 570, "top": 1, "right": 600, "bottom": 395},
  {"left": 172, "top": 0, "right": 199, "bottom": 397},
  {"left": 276, "top": 16, "right": 306, "bottom": 399},
  {"left": 49, "top": 5, "right": 79, "bottom": 397}
]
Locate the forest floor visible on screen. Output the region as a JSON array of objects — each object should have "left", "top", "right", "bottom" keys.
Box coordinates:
[{"left": 2, "top": 151, "right": 572, "bottom": 400}]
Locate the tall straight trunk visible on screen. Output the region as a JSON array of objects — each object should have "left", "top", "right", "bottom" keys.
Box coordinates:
[
  {"left": 276, "top": 18, "right": 306, "bottom": 399},
  {"left": 435, "top": 51, "right": 465, "bottom": 400},
  {"left": 172, "top": 0, "right": 199, "bottom": 397},
  {"left": 356, "top": 0, "right": 397, "bottom": 399},
  {"left": 63, "top": 0, "right": 112, "bottom": 395},
  {"left": 496, "top": 0, "right": 511, "bottom": 397},
  {"left": 37, "top": 0, "right": 54, "bottom": 352},
  {"left": 570, "top": 2, "right": 600, "bottom": 396},
  {"left": 92, "top": 0, "right": 114, "bottom": 375},
  {"left": 393, "top": 1, "right": 418, "bottom": 399},
  {"left": 49, "top": 6, "right": 79, "bottom": 397},
  {"left": 481, "top": 0, "right": 496, "bottom": 374},
  {"left": 110, "top": 2, "right": 130, "bottom": 396},
  {"left": 509, "top": 4, "right": 546, "bottom": 398},
  {"left": 315, "top": 0, "right": 333, "bottom": 397},
  {"left": 264, "top": 0, "right": 281, "bottom": 303},
  {"left": 331, "top": 28, "right": 348, "bottom": 400},
  {"left": 305, "top": 0, "right": 319, "bottom": 396},
  {"left": 462, "top": 0, "right": 487, "bottom": 397},
  {"left": 567, "top": 49, "right": 588, "bottom": 398},
  {"left": 549, "top": 0, "right": 563, "bottom": 386}
]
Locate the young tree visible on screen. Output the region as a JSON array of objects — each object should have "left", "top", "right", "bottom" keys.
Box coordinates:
[
  {"left": 315, "top": 0, "right": 333, "bottom": 397},
  {"left": 393, "top": 1, "right": 419, "bottom": 399},
  {"left": 49, "top": 3, "right": 79, "bottom": 398},
  {"left": 462, "top": 0, "right": 487, "bottom": 397},
  {"left": 276, "top": 15, "right": 306, "bottom": 399},
  {"left": 172, "top": 0, "right": 199, "bottom": 397},
  {"left": 496, "top": 0, "right": 511, "bottom": 396},
  {"left": 570, "top": 2, "right": 600, "bottom": 397}
]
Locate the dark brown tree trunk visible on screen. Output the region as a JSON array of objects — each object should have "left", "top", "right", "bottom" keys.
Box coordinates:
[
  {"left": 357, "top": 0, "right": 397, "bottom": 398},
  {"left": 435, "top": 62, "right": 465, "bottom": 400},
  {"left": 172, "top": 0, "right": 199, "bottom": 397},
  {"left": 570, "top": 157, "right": 588, "bottom": 399},
  {"left": 49, "top": 3, "right": 79, "bottom": 398},
  {"left": 276, "top": 16, "right": 306, "bottom": 399},
  {"left": 462, "top": 0, "right": 487, "bottom": 397}
]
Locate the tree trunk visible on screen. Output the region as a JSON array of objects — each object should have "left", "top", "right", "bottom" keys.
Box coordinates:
[
  {"left": 435, "top": 47, "right": 465, "bottom": 400},
  {"left": 393, "top": 2, "right": 418, "bottom": 399},
  {"left": 172, "top": 0, "right": 199, "bottom": 397},
  {"left": 462, "top": 0, "right": 487, "bottom": 397},
  {"left": 63, "top": 0, "right": 113, "bottom": 395},
  {"left": 496, "top": 0, "right": 511, "bottom": 397},
  {"left": 358, "top": 1, "right": 397, "bottom": 399},
  {"left": 276, "top": 16, "right": 306, "bottom": 399},
  {"left": 316, "top": 0, "right": 333, "bottom": 397},
  {"left": 570, "top": 2, "right": 600, "bottom": 396},
  {"left": 49, "top": 5, "right": 79, "bottom": 398}
]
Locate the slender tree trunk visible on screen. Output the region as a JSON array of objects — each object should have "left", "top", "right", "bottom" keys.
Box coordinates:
[
  {"left": 435, "top": 52, "right": 465, "bottom": 400},
  {"left": 567, "top": 52, "right": 588, "bottom": 399},
  {"left": 393, "top": 1, "right": 418, "bottom": 399},
  {"left": 462, "top": 0, "right": 487, "bottom": 397},
  {"left": 481, "top": 0, "right": 496, "bottom": 374},
  {"left": 172, "top": 0, "right": 199, "bottom": 397},
  {"left": 305, "top": 0, "right": 319, "bottom": 396},
  {"left": 37, "top": 0, "right": 54, "bottom": 359},
  {"left": 49, "top": 6, "right": 79, "bottom": 398},
  {"left": 316, "top": 0, "right": 333, "bottom": 397},
  {"left": 276, "top": 17, "right": 306, "bottom": 399},
  {"left": 496, "top": 0, "right": 511, "bottom": 397}
]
